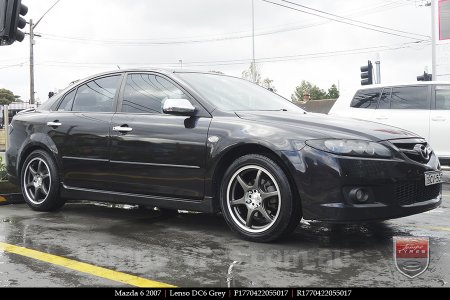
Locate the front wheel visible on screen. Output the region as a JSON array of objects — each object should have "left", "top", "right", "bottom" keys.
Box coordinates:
[
  {"left": 219, "top": 154, "right": 301, "bottom": 242},
  {"left": 21, "top": 150, "right": 65, "bottom": 211}
]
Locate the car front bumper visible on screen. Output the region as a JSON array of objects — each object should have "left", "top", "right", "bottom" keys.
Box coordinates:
[{"left": 281, "top": 146, "right": 442, "bottom": 222}]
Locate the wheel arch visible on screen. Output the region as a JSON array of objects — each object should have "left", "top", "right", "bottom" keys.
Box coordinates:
[
  {"left": 210, "top": 143, "right": 301, "bottom": 208},
  {"left": 18, "top": 137, "right": 61, "bottom": 179}
]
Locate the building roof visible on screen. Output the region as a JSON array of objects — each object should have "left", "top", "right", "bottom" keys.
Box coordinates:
[{"left": 296, "top": 99, "right": 337, "bottom": 114}]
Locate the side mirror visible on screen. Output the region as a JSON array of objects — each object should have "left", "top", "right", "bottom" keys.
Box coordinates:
[{"left": 162, "top": 99, "right": 196, "bottom": 116}]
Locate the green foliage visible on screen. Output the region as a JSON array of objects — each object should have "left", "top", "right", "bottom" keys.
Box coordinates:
[
  {"left": 291, "top": 80, "right": 313, "bottom": 102},
  {"left": 309, "top": 85, "right": 327, "bottom": 100},
  {"left": 291, "top": 81, "right": 339, "bottom": 101},
  {"left": 0, "top": 88, "right": 20, "bottom": 105},
  {"left": 0, "top": 156, "right": 7, "bottom": 181},
  {"left": 327, "top": 84, "right": 340, "bottom": 99}
]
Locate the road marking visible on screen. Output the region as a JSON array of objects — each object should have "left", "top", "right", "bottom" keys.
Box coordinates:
[
  {"left": 0, "top": 242, "right": 175, "bottom": 288},
  {"left": 443, "top": 193, "right": 450, "bottom": 197},
  {"left": 390, "top": 222, "right": 450, "bottom": 232},
  {"left": 416, "top": 225, "right": 450, "bottom": 232}
]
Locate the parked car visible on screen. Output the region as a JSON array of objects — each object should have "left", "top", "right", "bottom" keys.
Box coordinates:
[
  {"left": 6, "top": 70, "right": 443, "bottom": 242},
  {"left": 329, "top": 82, "right": 450, "bottom": 165}
]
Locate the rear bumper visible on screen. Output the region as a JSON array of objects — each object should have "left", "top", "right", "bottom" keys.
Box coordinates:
[{"left": 281, "top": 146, "right": 442, "bottom": 222}]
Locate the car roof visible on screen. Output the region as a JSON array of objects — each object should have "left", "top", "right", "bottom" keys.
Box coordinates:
[
  {"left": 79, "top": 68, "right": 216, "bottom": 79},
  {"left": 355, "top": 81, "right": 450, "bottom": 90}
]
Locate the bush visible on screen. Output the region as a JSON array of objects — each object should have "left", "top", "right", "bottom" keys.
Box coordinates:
[{"left": 0, "top": 156, "right": 7, "bottom": 181}]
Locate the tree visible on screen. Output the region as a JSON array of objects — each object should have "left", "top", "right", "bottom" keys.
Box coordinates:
[
  {"left": 327, "top": 84, "right": 340, "bottom": 99},
  {"left": 309, "top": 85, "right": 327, "bottom": 100},
  {"left": 291, "top": 81, "right": 338, "bottom": 101},
  {"left": 262, "top": 78, "right": 277, "bottom": 92},
  {"left": 242, "top": 62, "right": 262, "bottom": 84},
  {"left": 291, "top": 80, "right": 312, "bottom": 102},
  {"left": 0, "top": 88, "right": 19, "bottom": 105},
  {"left": 242, "top": 63, "right": 277, "bottom": 92}
]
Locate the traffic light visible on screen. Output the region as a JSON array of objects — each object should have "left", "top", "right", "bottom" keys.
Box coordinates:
[
  {"left": 0, "top": 0, "right": 28, "bottom": 46},
  {"left": 360, "top": 61, "right": 373, "bottom": 86},
  {"left": 417, "top": 71, "right": 432, "bottom": 81}
]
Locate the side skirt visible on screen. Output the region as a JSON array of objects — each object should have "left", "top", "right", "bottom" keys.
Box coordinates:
[{"left": 60, "top": 184, "right": 219, "bottom": 213}]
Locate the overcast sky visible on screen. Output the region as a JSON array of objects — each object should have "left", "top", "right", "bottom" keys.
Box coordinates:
[{"left": 0, "top": 0, "right": 438, "bottom": 103}]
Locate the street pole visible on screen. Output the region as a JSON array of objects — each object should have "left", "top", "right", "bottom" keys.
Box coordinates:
[
  {"left": 29, "top": 19, "right": 34, "bottom": 104},
  {"left": 252, "top": 0, "right": 256, "bottom": 83},
  {"left": 375, "top": 53, "right": 381, "bottom": 84},
  {"left": 431, "top": 0, "right": 437, "bottom": 80},
  {"left": 28, "top": 0, "right": 61, "bottom": 105}
]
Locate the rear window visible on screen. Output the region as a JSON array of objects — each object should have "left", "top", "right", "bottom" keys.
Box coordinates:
[
  {"left": 350, "top": 89, "right": 381, "bottom": 109},
  {"left": 390, "top": 86, "right": 429, "bottom": 109}
]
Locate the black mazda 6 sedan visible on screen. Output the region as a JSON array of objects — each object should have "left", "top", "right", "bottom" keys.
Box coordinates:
[{"left": 6, "top": 69, "right": 443, "bottom": 242}]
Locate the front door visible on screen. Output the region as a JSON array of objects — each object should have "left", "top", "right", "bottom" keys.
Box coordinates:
[
  {"left": 109, "top": 73, "right": 211, "bottom": 199},
  {"left": 46, "top": 74, "right": 122, "bottom": 190}
]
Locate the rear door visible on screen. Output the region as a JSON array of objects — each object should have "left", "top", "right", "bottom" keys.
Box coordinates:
[
  {"left": 429, "top": 85, "right": 450, "bottom": 159},
  {"left": 46, "top": 74, "right": 123, "bottom": 190},
  {"left": 372, "top": 85, "right": 431, "bottom": 139}
]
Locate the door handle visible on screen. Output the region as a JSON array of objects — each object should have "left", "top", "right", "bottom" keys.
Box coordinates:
[
  {"left": 112, "top": 126, "right": 133, "bottom": 133},
  {"left": 47, "top": 121, "right": 62, "bottom": 127},
  {"left": 431, "top": 116, "right": 446, "bottom": 121},
  {"left": 376, "top": 116, "right": 388, "bottom": 120}
]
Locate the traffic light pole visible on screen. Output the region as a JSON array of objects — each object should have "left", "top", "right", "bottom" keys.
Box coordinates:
[{"left": 29, "top": 18, "right": 34, "bottom": 104}]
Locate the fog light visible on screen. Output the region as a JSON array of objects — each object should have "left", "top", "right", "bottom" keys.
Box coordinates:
[{"left": 349, "top": 188, "right": 369, "bottom": 203}]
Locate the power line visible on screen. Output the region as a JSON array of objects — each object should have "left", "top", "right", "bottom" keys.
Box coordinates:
[
  {"left": 280, "top": 0, "right": 429, "bottom": 38},
  {"left": 0, "top": 62, "right": 27, "bottom": 70},
  {"left": 260, "top": 0, "right": 429, "bottom": 41},
  {"left": 34, "top": 41, "right": 428, "bottom": 69},
  {"left": 35, "top": 2, "right": 410, "bottom": 46}
]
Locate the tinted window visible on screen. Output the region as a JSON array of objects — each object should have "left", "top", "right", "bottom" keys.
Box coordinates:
[
  {"left": 378, "top": 88, "right": 391, "bottom": 109},
  {"left": 71, "top": 76, "right": 120, "bottom": 112},
  {"left": 57, "top": 90, "right": 76, "bottom": 111},
  {"left": 435, "top": 87, "right": 450, "bottom": 110},
  {"left": 122, "top": 74, "right": 187, "bottom": 114},
  {"left": 350, "top": 89, "right": 381, "bottom": 109},
  {"left": 38, "top": 96, "right": 60, "bottom": 111},
  {"left": 390, "top": 86, "right": 429, "bottom": 109},
  {"left": 178, "top": 73, "right": 304, "bottom": 112}
]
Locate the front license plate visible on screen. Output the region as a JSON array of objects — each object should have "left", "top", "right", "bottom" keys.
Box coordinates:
[{"left": 424, "top": 171, "right": 444, "bottom": 186}]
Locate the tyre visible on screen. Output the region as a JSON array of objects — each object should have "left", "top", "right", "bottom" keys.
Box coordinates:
[
  {"left": 219, "top": 154, "right": 301, "bottom": 242},
  {"left": 20, "top": 150, "right": 65, "bottom": 211}
]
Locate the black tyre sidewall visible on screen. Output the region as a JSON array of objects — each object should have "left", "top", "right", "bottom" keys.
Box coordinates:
[
  {"left": 20, "top": 150, "right": 64, "bottom": 211},
  {"left": 219, "top": 154, "right": 299, "bottom": 242}
]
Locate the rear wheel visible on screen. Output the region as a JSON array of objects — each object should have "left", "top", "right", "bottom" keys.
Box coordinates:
[
  {"left": 219, "top": 154, "right": 301, "bottom": 242},
  {"left": 21, "top": 150, "right": 65, "bottom": 211}
]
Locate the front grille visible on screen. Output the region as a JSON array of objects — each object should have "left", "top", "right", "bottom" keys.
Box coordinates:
[
  {"left": 390, "top": 139, "right": 430, "bottom": 164},
  {"left": 395, "top": 182, "right": 441, "bottom": 205}
]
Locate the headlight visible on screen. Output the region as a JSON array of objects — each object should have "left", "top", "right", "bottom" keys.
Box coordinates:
[{"left": 305, "top": 139, "right": 393, "bottom": 158}]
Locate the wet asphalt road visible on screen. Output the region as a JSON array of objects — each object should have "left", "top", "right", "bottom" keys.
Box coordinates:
[{"left": 0, "top": 186, "right": 449, "bottom": 287}]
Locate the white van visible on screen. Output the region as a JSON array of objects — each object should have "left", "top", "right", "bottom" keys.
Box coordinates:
[{"left": 329, "top": 82, "right": 450, "bottom": 164}]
